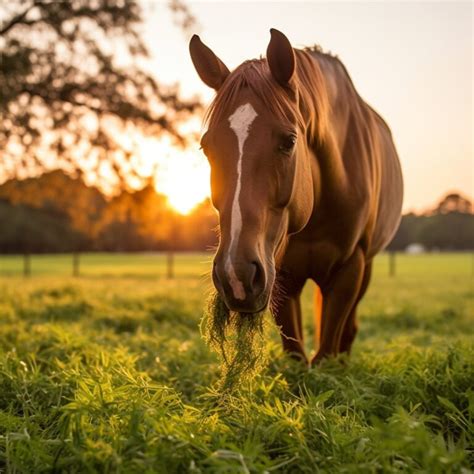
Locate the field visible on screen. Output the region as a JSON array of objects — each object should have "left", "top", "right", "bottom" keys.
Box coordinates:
[{"left": 0, "top": 252, "right": 472, "bottom": 473}]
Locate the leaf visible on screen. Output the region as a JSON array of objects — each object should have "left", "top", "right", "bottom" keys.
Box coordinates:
[{"left": 314, "top": 390, "right": 335, "bottom": 405}]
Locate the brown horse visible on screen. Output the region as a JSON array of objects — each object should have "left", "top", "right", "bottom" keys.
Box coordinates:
[{"left": 189, "top": 29, "right": 403, "bottom": 365}]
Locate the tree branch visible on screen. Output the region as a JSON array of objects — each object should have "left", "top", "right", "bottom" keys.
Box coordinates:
[
  {"left": 19, "top": 85, "right": 176, "bottom": 142},
  {"left": 0, "top": 1, "right": 40, "bottom": 37}
]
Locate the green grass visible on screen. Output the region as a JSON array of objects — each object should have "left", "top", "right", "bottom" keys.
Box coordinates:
[{"left": 0, "top": 252, "right": 472, "bottom": 472}]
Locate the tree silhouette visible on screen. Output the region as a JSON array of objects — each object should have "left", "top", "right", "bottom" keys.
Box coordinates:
[
  {"left": 0, "top": 0, "right": 199, "bottom": 188},
  {"left": 98, "top": 182, "right": 176, "bottom": 251},
  {"left": 387, "top": 193, "right": 473, "bottom": 251},
  {"left": 0, "top": 170, "right": 106, "bottom": 252},
  {"left": 435, "top": 193, "right": 472, "bottom": 215}
]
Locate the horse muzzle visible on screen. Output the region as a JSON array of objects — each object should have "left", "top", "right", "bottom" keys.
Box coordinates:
[{"left": 212, "top": 255, "right": 272, "bottom": 313}]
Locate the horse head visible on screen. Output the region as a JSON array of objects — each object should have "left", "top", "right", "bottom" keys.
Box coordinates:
[{"left": 190, "top": 29, "right": 316, "bottom": 313}]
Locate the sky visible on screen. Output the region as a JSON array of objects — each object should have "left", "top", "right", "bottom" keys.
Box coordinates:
[{"left": 142, "top": 0, "right": 473, "bottom": 213}]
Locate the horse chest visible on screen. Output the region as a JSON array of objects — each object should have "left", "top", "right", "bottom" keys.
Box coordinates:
[{"left": 280, "top": 231, "right": 353, "bottom": 287}]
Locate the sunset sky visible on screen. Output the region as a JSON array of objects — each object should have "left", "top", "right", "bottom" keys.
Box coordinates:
[{"left": 142, "top": 0, "right": 472, "bottom": 214}]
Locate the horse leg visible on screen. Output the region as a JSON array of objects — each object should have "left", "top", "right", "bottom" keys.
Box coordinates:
[
  {"left": 311, "top": 247, "right": 365, "bottom": 364},
  {"left": 273, "top": 279, "right": 307, "bottom": 364},
  {"left": 339, "top": 261, "right": 373, "bottom": 354}
]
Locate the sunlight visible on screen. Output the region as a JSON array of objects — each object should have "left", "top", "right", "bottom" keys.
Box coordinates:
[
  {"left": 138, "top": 137, "right": 211, "bottom": 215},
  {"left": 156, "top": 151, "right": 210, "bottom": 214}
]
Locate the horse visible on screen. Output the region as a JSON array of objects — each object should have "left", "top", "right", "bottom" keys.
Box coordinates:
[{"left": 189, "top": 29, "right": 403, "bottom": 365}]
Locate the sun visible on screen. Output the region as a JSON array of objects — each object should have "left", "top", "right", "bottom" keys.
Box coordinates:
[
  {"left": 156, "top": 151, "right": 211, "bottom": 214},
  {"left": 136, "top": 137, "right": 211, "bottom": 215}
]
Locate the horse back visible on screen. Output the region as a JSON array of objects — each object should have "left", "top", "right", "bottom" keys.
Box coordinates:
[
  {"left": 305, "top": 55, "right": 403, "bottom": 264},
  {"left": 281, "top": 52, "right": 403, "bottom": 283}
]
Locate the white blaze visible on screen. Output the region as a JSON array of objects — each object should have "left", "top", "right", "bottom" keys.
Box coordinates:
[{"left": 225, "top": 103, "right": 258, "bottom": 300}]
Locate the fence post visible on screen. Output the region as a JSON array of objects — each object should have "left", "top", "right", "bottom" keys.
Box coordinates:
[
  {"left": 73, "top": 252, "right": 80, "bottom": 277},
  {"left": 167, "top": 251, "right": 174, "bottom": 279},
  {"left": 23, "top": 253, "right": 31, "bottom": 277},
  {"left": 389, "top": 251, "right": 396, "bottom": 277}
]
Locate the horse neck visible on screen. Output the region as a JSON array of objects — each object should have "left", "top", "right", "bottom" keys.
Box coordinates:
[{"left": 296, "top": 50, "right": 354, "bottom": 203}]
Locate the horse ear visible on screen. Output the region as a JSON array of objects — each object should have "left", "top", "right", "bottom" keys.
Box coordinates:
[
  {"left": 189, "top": 35, "right": 230, "bottom": 90},
  {"left": 266, "top": 28, "right": 295, "bottom": 87}
]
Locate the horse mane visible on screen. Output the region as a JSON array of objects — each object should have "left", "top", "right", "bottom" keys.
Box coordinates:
[{"left": 204, "top": 49, "right": 331, "bottom": 142}]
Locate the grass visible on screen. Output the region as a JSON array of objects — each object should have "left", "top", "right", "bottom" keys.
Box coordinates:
[
  {"left": 0, "top": 252, "right": 472, "bottom": 472},
  {"left": 202, "top": 291, "right": 268, "bottom": 390}
]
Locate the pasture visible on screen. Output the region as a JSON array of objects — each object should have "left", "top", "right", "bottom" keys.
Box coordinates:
[{"left": 0, "top": 252, "right": 472, "bottom": 472}]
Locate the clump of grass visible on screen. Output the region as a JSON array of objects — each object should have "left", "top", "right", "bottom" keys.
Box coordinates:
[{"left": 201, "top": 291, "right": 268, "bottom": 390}]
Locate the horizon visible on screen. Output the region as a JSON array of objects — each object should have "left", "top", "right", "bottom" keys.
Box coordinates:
[{"left": 0, "top": 166, "right": 470, "bottom": 217}]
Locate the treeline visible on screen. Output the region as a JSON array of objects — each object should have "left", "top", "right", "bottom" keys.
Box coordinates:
[
  {"left": 0, "top": 171, "right": 472, "bottom": 253},
  {"left": 387, "top": 193, "right": 473, "bottom": 251},
  {"left": 0, "top": 171, "right": 217, "bottom": 253}
]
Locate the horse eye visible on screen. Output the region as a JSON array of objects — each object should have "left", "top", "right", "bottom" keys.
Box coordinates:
[{"left": 279, "top": 134, "right": 297, "bottom": 153}]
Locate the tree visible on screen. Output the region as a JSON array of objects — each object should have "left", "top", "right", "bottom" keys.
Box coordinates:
[
  {"left": 0, "top": 199, "right": 84, "bottom": 254},
  {"left": 97, "top": 182, "right": 176, "bottom": 251},
  {"left": 435, "top": 193, "right": 472, "bottom": 215},
  {"left": 0, "top": 171, "right": 219, "bottom": 253},
  {"left": 0, "top": 0, "right": 199, "bottom": 189},
  {"left": 387, "top": 196, "right": 474, "bottom": 252},
  {"left": 0, "top": 169, "right": 106, "bottom": 248},
  {"left": 419, "top": 213, "right": 474, "bottom": 250}
]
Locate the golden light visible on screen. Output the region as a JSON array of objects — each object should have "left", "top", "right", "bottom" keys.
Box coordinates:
[
  {"left": 155, "top": 149, "right": 211, "bottom": 214},
  {"left": 138, "top": 137, "right": 211, "bottom": 215}
]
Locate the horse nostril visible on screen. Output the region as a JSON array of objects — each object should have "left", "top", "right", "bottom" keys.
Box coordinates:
[{"left": 250, "top": 261, "right": 264, "bottom": 293}]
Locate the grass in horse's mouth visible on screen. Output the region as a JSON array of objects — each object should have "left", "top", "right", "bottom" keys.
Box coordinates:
[{"left": 201, "top": 291, "right": 268, "bottom": 390}]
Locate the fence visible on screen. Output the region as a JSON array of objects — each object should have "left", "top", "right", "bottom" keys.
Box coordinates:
[
  {"left": 0, "top": 252, "right": 471, "bottom": 279},
  {"left": 0, "top": 252, "right": 214, "bottom": 279}
]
